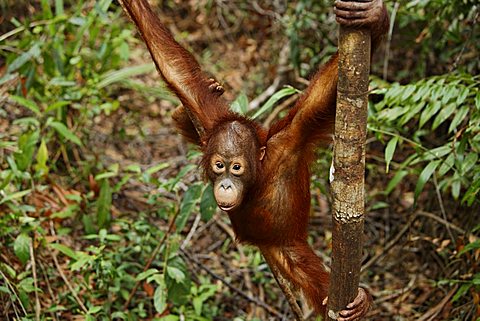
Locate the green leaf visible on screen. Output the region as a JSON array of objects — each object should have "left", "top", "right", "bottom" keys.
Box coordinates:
[
  {"left": 462, "top": 153, "right": 478, "bottom": 174},
  {"left": 451, "top": 178, "right": 461, "bottom": 200},
  {"left": 200, "top": 185, "right": 217, "bottom": 221},
  {"left": 456, "top": 87, "right": 469, "bottom": 105},
  {"left": 10, "top": 95, "right": 41, "bottom": 116},
  {"left": 251, "top": 86, "right": 299, "bottom": 119},
  {"left": 14, "top": 233, "right": 31, "bottom": 264},
  {"left": 231, "top": 93, "right": 249, "bottom": 115},
  {"left": 414, "top": 160, "right": 440, "bottom": 201},
  {"left": 45, "top": 101, "right": 69, "bottom": 113},
  {"left": 166, "top": 266, "right": 186, "bottom": 283},
  {"left": 438, "top": 154, "right": 455, "bottom": 176},
  {"left": 145, "top": 163, "right": 169, "bottom": 175},
  {"left": 432, "top": 103, "right": 456, "bottom": 130},
  {"left": 97, "top": 63, "right": 155, "bottom": 88},
  {"left": 14, "top": 130, "right": 39, "bottom": 171},
  {"left": 136, "top": 269, "right": 160, "bottom": 281},
  {"left": 175, "top": 183, "right": 203, "bottom": 231},
  {"left": 34, "top": 139, "right": 49, "bottom": 176},
  {"left": 384, "top": 136, "right": 398, "bottom": 174},
  {"left": 448, "top": 106, "right": 469, "bottom": 133},
  {"left": 49, "top": 243, "right": 79, "bottom": 260},
  {"left": 49, "top": 121, "right": 82, "bottom": 146},
  {"left": 419, "top": 101, "right": 442, "bottom": 128},
  {"left": 97, "top": 179, "right": 112, "bottom": 229},
  {"left": 385, "top": 170, "right": 408, "bottom": 195},
  {"left": 153, "top": 280, "right": 167, "bottom": 314},
  {"left": 0, "top": 189, "right": 32, "bottom": 205},
  {"left": 7, "top": 43, "right": 41, "bottom": 73}
]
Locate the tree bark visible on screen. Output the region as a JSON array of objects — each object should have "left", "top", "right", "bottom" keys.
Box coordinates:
[{"left": 326, "top": 23, "right": 371, "bottom": 321}]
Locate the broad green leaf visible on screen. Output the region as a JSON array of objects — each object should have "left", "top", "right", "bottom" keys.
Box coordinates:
[
  {"left": 49, "top": 121, "right": 82, "bottom": 146},
  {"left": 153, "top": 280, "right": 167, "bottom": 314},
  {"left": 251, "top": 86, "right": 299, "bottom": 119},
  {"left": 14, "top": 233, "right": 31, "bottom": 264},
  {"left": 97, "top": 179, "right": 112, "bottom": 229},
  {"left": 200, "top": 185, "right": 217, "bottom": 221},
  {"left": 10, "top": 95, "right": 41, "bottom": 116},
  {"left": 451, "top": 178, "right": 461, "bottom": 200},
  {"left": 384, "top": 136, "right": 398, "bottom": 173},
  {"left": 34, "top": 139, "right": 49, "bottom": 176},
  {"left": 475, "top": 92, "right": 480, "bottom": 109},
  {"left": 49, "top": 243, "right": 79, "bottom": 260},
  {"left": 167, "top": 266, "right": 186, "bottom": 283},
  {"left": 231, "top": 92, "right": 249, "bottom": 115},
  {"left": 136, "top": 269, "right": 160, "bottom": 281},
  {"left": 414, "top": 160, "right": 440, "bottom": 201},
  {"left": 175, "top": 183, "right": 203, "bottom": 231},
  {"left": 14, "top": 130, "right": 39, "bottom": 171}
]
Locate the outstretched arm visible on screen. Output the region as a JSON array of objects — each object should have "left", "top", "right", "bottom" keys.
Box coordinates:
[
  {"left": 118, "top": 0, "right": 231, "bottom": 139},
  {"left": 268, "top": 0, "right": 389, "bottom": 150}
]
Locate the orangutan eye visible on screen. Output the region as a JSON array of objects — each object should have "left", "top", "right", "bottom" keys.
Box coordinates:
[
  {"left": 232, "top": 164, "right": 241, "bottom": 171},
  {"left": 216, "top": 162, "right": 224, "bottom": 169}
]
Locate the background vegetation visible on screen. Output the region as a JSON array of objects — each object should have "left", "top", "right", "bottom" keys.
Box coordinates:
[{"left": 0, "top": 0, "right": 479, "bottom": 320}]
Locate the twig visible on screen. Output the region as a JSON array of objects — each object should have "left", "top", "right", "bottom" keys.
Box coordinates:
[
  {"left": 249, "top": 42, "right": 290, "bottom": 111},
  {"left": 39, "top": 262, "right": 59, "bottom": 321},
  {"left": 0, "top": 269, "right": 26, "bottom": 318},
  {"left": 48, "top": 222, "right": 88, "bottom": 314},
  {"left": 180, "top": 249, "right": 286, "bottom": 319},
  {"left": 122, "top": 209, "right": 180, "bottom": 310},
  {"left": 383, "top": 1, "right": 399, "bottom": 80},
  {"left": 263, "top": 94, "right": 299, "bottom": 128},
  {"left": 29, "top": 238, "right": 41, "bottom": 321},
  {"left": 362, "top": 214, "right": 415, "bottom": 272},
  {"left": 449, "top": 8, "right": 479, "bottom": 72},
  {"left": 416, "top": 210, "right": 467, "bottom": 236},
  {"left": 215, "top": 219, "right": 303, "bottom": 319},
  {"left": 180, "top": 213, "right": 201, "bottom": 250},
  {"left": 432, "top": 173, "right": 455, "bottom": 242},
  {"left": 417, "top": 286, "right": 457, "bottom": 321}
]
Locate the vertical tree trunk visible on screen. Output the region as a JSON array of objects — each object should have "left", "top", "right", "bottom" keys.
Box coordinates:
[{"left": 326, "top": 23, "right": 371, "bottom": 321}]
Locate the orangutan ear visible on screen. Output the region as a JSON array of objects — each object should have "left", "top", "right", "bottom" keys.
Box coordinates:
[{"left": 259, "top": 146, "right": 266, "bottom": 161}]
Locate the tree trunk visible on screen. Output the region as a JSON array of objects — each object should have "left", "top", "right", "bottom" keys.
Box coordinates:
[{"left": 326, "top": 23, "right": 371, "bottom": 321}]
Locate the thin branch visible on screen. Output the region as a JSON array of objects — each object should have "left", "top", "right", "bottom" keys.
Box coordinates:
[
  {"left": 432, "top": 173, "right": 455, "bottom": 241},
  {"left": 362, "top": 214, "right": 415, "bottom": 272},
  {"left": 122, "top": 209, "right": 180, "bottom": 310},
  {"left": 383, "top": 2, "right": 399, "bottom": 80},
  {"left": 180, "top": 249, "right": 286, "bottom": 319},
  {"left": 29, "top": 238, "right": 41, "bottom": 321},
  {"left": 48, "top": 222, "right": 88, "bottom": 314}
]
